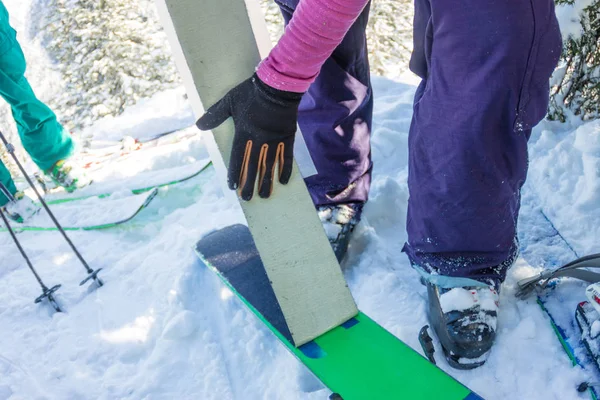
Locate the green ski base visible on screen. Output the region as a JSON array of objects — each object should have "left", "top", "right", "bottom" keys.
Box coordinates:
[{"left": 195, "top": 224, "right": 482, "bottom": 400}]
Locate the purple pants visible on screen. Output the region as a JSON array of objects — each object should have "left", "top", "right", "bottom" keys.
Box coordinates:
[
  {"left": 275, "top": 0, "right": 374, "bottom": 206},
  {"left": 404, "top": 0, "right": 562, "bottom": 286},
  {"left": 278, "top": 0, "right": 561, "bottom": 286}
]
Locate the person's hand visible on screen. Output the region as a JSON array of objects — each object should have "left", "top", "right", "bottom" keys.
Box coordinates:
[{"left": 196, "top": 74, "right": 302, "bottom": 200}]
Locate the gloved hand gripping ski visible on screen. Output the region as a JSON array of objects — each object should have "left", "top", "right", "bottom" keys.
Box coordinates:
[{"left": 197, "top": 74, "right": 302, "bottom": 200}]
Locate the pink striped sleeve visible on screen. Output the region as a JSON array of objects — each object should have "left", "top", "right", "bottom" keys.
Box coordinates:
[{"left": 256, "top": 0, "right": 370, "bottom": 93}]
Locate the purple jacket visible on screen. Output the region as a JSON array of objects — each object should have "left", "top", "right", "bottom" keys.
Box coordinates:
[{"left": 256, "top": 0, "right": 370, "bottom": 93}]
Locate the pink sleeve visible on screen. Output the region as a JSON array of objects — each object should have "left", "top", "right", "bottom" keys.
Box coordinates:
[{"left": 256, "top": 0, "right": 370, "bottom": 93}]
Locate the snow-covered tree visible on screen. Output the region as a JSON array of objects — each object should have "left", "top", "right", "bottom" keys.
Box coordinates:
[
  {"left": 365, "top": 0, "right": 413, "bottom": 78},
  {"left": 260, "top": 0, "right": 414, "bottom": 78},
  {"left": 31, "top": 0, "right": 181, "bottom": 132},
  {"left": 550, "top": 0, "right": 600, "bottom": 121}
]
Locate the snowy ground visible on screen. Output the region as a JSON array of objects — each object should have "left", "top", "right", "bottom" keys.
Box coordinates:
[
  {"left": 0, "top": 74, "right": 596, "bottom": 400},
  {"left": 1, "top": 1, "right": 600, "bottom": 400}
]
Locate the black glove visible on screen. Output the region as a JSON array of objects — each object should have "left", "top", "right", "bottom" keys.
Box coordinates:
[{"left": 196, "top": 74, "right": 303, "bottom": 201}]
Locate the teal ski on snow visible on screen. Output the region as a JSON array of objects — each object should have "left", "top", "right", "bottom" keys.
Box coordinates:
[
  {"left": 1, "top": 188, "right": 158, "bottom": 232},
  {"left": 9, "top": 159, "right": 213, "bottom": 232},
  {"left": 8, "top": 158, "right": 214, "bottom": 231},
  {"left": 35, "top": 158, "right": 212, "bottom": 205}
]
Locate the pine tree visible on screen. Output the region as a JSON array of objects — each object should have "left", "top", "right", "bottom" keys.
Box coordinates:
[
  {"left": 32, "top": 0, "right": 181, "bottom": 131},
  {"left": 259, "top": 0, "right": 414, "bottom": 78},
  {"left": 550, "top": 0, "right": 600, "bottom": 121}
]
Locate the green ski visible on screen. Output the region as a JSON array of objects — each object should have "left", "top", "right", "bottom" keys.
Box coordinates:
[
  {"left": 2, "top": 188, "right": 158, "bottom": 232},
  {"left": 41, "top": 159, "right": 212, "bottom": 205},
  {"left": 195, "top": 224, "right": 482, "bottom": 400}
]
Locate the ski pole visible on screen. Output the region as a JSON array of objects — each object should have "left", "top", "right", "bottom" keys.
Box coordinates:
[
  {"left": 0, "top": 131, "right": 103, "bottom": 287},
  {"left": 0, "top": 192, "right": 62, "bottom": 312}
]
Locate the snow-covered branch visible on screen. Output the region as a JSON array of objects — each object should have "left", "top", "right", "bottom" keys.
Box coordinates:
[
  {"left": 550, "top": 0, "right": 600, "bottom": 121},
  {"left": 31, "top": 0, "right": 181, "bottom": 132}
]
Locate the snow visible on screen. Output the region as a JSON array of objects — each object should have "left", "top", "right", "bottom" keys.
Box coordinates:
[
  {"left": 555, "top": 0, "right": 595, "bottom": 40},
  {"left": 1, "top": 75, "right": 588, "bottom": 400},
  {"left": 439, "top": 287, "right": 499, "bottom": 313},
  {"left": 528, "top": 119, "right": 600, "bottom": 257},
  {"left": 0, "top": 2, "right": 598, "bottom": 400},
  {"left": 591, "top": 320, "right": 600, "bottom": 339},
  {"left": 38, "top": 156, "right": 212, "bottom": 202},
  {"left": 317, "top": 204, "right": 358, "bottom": 241},
  {"left": 80, "top": 87, "right": 195, "bottom": 144},
  {"left": 17, "top": 188, "right": 157, "bottom": 229}
]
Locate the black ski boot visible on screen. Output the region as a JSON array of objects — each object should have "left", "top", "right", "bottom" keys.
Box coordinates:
[
  {"left": 427, "top": 283, "right": 499, "bottom": 369},
  {"left": 317, "top": 203, "right": 363, "bottom": 262}
]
